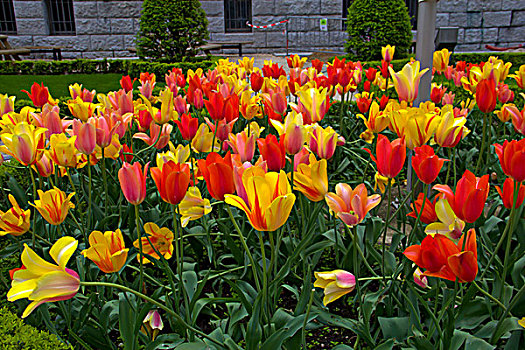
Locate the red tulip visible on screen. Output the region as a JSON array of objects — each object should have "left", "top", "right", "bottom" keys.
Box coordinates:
[
  {"left": 497, "top": 83, "right": 514, "bottom": 104},
  {"left": 118, "top": 162, "right": 149, "bottom": 205},
  {"left": 404, "top": 229, "right": 478, "bottom": 283},
  {"left": 496, "top": 178, "right": 525, "bottom": 209},
  {"left": 494, "top": 139, "right": 525, "bottom": 183},
  {"left": 120, "top": 144, "right": 134, "bottom": 163},
  {"left": 257, "top": 134, "right": 286, "bottom": 171},
  {"left": 475, "top": 79, "right": 497, "bottom": 113},
  {"left": 197, "top": 152, "right": 235, "bottom": 201},
  {"left": 377, "top": 95, "right": 389, "bottom": 110},
  {"left": 365, "top": 134, "right": 406, "bottom": 179},
  {"left": 311, "top": 59, "right": 324, "bottom": 73},
  {"left": 356, "top": 92, "right": 373, "bottom": 114},
  {"left": 365, "top": 67, "right": 377, "bottom": 82},
  {"left": 434, "top": 170, "right": 489, "bottom": 223},
  {"left": 120, "top": 75, "right": 135, "bottom": 92},
  {"left": 175, "top": 113, "right": 199, "bottom": 141},
  {"left": 430, "top": 85, "right": 447, "bottom": 104},
  {"left": 250, "top": 71, "right": 264, "bottom": 92},
  {"left": 407, "top": 193, "right": 438, "bottom": 224},
  {"left": 150, "top": 161, "right": 190, "bottom": 205},
  {"left": 22, "top": 82, "right": 50, "bottom": 108},
  {"left": 412, "top": 145, "right": 448, "bottom": 184},
  {"left": 262, "top": 62, "right": 286, "bottom": 79}
]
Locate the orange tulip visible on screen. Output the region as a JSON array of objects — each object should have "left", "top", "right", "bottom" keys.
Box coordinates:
[
  {"left": 197, "top": 152, "right": 235, "bottom": 201},
  {"left": 365, "top": 134, "right": 406, "bottom": 179},
  {"left": 133, "top": 223, "right": 174, "bottom": 264},
  {"left": 174, "top": 113, "right": 198, "bottom": 141},
  {"left": 150, "top": 161, "right": 190, "bottom": 205},
  {"left": 257, "top": 134, "right": 286, "bottom": 171},
  {"left": 0, "top": 195, "right": 31, "bottom": 236},
  {"left": 475, "top": 79, "right": 497, "bottom": 113},
  {"left": 434, "top": 170, "right": 489, "bottom": 223},
  {"left": 82, "top": 229, "right": 129, "bottom": 273},
  {"left": 22, "top": 82, "right": 50, "bottom": 108},
  {"left": 494, "top": 139, "right": 525, "bottom": 183},
  {"left": 403, "top": 229, "right": 478, "bottom": 283},
  {"left": 407, "top": 193, "right": 438, "bottom": 225},
  {"left": 411, "top": 145, "right": 448, "bottom": 184},
  {"left": 325, "top": 183, "right": 381, "bottom": 227},
  {"left": 118, "top": 162, "right": 149, "bottom": 205}
]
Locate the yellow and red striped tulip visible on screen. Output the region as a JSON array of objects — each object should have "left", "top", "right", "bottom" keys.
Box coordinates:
[
  {"left": 358, "top": 101, "right": 390, "bottom": 134},
  {"left": 225, "top": 168, "right": 296, "bottom": 232},
  {"left": 133, "top": 222, "right": 174, "bottom": 264},
  {"left": 509, "top": 64, "right": 525, "bottom": 89},
  {"left": 0, "top": 194, "right": 30, "bottom": 236},
  {"left": 179, "top": 187, "right": 212, "bottom": 227},
  {"left": 31, "top": 187, "right": 75, "bottom": 225},
  {"left": 7, "top": 237, "right": 80, "bottom": 318},
  {"left": 433, "top": 48, "right": 451, "bottom": 73},
  {"left": 82, "top": 229, "right": 128, "bottom": 273},
  {"left": 47, "top": 133, "right": 80, "bottom": 168},
  {"left": 308, "top": 124, "right": 338, "bottom": 159},
  {"left": 388, "top": 62, "right": 429, "bottom": 103},
  {"left": 0, "top": 93, "right": 15, "bottom": 116},
  {"left": 433, "top": 105, "right": 470, "bottom": 147},
  {"left": 293, "top": 154, "right": 328, "bottom": 202}
]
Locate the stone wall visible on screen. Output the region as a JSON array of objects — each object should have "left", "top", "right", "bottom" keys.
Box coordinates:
[
  {"left": 5, "top": 0, "right": 525, "bottom": 59},
  {"left": 10, "top": 0, "right": 142, "bottom": 59},
  {"left": 436, "top": 0, "right": 525, "bottom": 51}
]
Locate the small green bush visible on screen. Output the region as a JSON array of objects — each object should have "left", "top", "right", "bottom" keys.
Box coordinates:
[
  {"left": 137, "top": 0, "right": 209, "bottom": 61},
  {"left": 0, "top": 307, "right": 71, "bottom": 349},
  {"left": 345, "top": 0, "right": 412, "bottom": 61}
]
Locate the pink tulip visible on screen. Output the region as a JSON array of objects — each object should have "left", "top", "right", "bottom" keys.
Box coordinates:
[
  {"left": 226, "top": 131, "right": 255, "bottom": 162},
  {"left": 73, "top": 120, "right": 96, "bottom": 155},
  {"left": 118, "top": 162, "right": 149, "bottom": 205}
]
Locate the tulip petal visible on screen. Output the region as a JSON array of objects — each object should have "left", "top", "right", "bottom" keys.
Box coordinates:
[{"left": 50, "top": 236, "right": 78, "bottom": 269}]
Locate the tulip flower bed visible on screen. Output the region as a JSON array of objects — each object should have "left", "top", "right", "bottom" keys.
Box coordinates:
[{"left": 0, "top": 48, "right": 525, "bottom": 349}]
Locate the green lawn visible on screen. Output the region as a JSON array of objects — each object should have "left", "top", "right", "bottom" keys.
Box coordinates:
[{"left": 0, "top": 73, "right": 123, "bottom": 100}]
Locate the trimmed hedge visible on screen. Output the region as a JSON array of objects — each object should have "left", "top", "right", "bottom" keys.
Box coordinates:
[
  {"left": 0, "top": 57, "right": 219, "bottom": 77},
  {"left": 0, "top": 307, "right": 71, "bottom": 349}
]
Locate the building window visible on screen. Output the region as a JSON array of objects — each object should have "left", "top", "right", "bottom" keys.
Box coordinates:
[
  {"left": 0, "top": 0, "right": 16, "bottom": 34},
  {"left": 405, "top": 0, "right": 418, "bottom": 29},
  {"left": 342, "top": 0, "right": 352, "bottom": 30},
  {"left": 45, "top": 0, "right": 76, "bottom": 35},
  {"left": 224, "top": 0, "right": 252, "bottom": 33}
]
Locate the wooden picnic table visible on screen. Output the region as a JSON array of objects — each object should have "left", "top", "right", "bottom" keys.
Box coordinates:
[
  {"left": 128, "top": 41, "right": 253, "bottom": 57},
  {"left": 0, "top": 35, "right": 64, "bottom": 60}
]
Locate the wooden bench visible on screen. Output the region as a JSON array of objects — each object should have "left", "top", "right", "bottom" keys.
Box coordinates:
[
  {"left": 0, "top": 35, "right": 63, "bottom": 60},
  {"left": 200, "top": 42, "right": 253, "bottom": 56}
]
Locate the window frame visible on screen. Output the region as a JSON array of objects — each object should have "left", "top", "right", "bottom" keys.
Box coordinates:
[
  {"left": 44, "top": 0, "right": 76, "bottom": 36},
  {"left": 0, "top": 0, "right": 17, "bottom": 34},
  {"left": 224, "top": 0, "right": 252, "bottom": 33}
]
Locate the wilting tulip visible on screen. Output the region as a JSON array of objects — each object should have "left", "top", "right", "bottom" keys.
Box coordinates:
[
  {"left": 118, "top": 162, "right": 149, "bottom": 205},
  {"left": 496, "top": 178, "right": 525, "bottom": 209},
  {"left": 374, "top": 172, "right": 393, "bottom": 194},
  {"left": 433, "top": 48, "right": 450, "bottom": 73},
  {"left": 0, "top": 122, "right": 46, "bottom": 166},
  {"left": 314, "top": 270, "right": 356, "bottom": 306},
  {"left": 120, "top": 75, "right": 136, "bottom": 92},
  {"left": 388, "top": 62, "right": 429, "bottom": 103},
  {"left": 325, "top": 183, "right": 381, "bottom": 227},
  {"left": 198, "top": 152, "right": 235, "bottom": 201},
  {"left": 308, "top": 124, "right": 338, "bottom": 160},
  {"left": 82, "top": 230, "right": 129, "bottom": 273},
  {"left": 47, "top": 133, "right": 80, "bottom": 168},
  {"left": 133, "top": 223, "right": 174, "bottom": 263},
  {"left": 150, "top": 161, "right": 190, "bottom": 205},
  {"left": 7, "top": 237, "right": 80, "bottom": 318},
  {"left": 174, "top": 113, "right": 198, "bottom": 141},
  {"left": 72, "top": 120, "right": 96, "bottom": 155},
  {"left": 257, "top": 134, "right": 286, "bottom": 171},
  {"left": 294, "top": 154, "right": 328, "bottom": 202},
  {"left": 0, "top": 194, "right": 30, "bottom": 236},
  {"left": 475, "top": 79, "right": 497, "bottom": 113},
  {"left": 0, "top": 93, "right": 15, "bottom": 116},
  {"left": 30, "top": 187, "right": 75, "bottom": 225},
  {"left": 407, "top": 193, "right": 437, "bottom": 225},
  {"left": 22, "top": 82, "right": 50, "bottom": 108},
  {"left": 411, "top": 145, "right": 447, "bottom": 184},
  {"left": 142, "top": 310, "right": 164, "bottom": 340},
  {"left": 494, "top": 139, "right": 525, "bottom": 183},
  {"left": 434, "top": 170, "right": 489, "bottom": 223},
  {"left": 365, "top": 134, "right": 406, "bottom": 179},
  {"left": 225, "top": 168, "right": 295, "bottom": 232},
  {"left": 425, "top": 198, "right": 465, "bottom": 240},
  {"left": 382, "top": 45, "right": 395, "bottom": 63},
  {"left": 227, "top": 131, "right": 255, "bottom": 163},
  {"left": 404, "top": 229, "right": 478, "bottom": 283},
  {"left": 179, "top": 187, "right": 212, "bottom": 227}
]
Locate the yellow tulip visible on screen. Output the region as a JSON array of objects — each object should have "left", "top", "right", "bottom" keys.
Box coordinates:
[
  {"left": 156, "top": 143, "right": 190, "bottom": 168},
  {"left": 433, "top": 105, "right": 470, "bottom": 147},
  {"left": 82, "top": 230, "right": 129, "bottom": 273},
  {"left": 191, "top": 124, "right": 220, "bottom": 153},
  {"left": 0, "top": 106, "right": 34, "bottom": 134},
  {"left": 0, "top": 122, "right": 46, "bottom": 165},
  {"left": 314, "top": 270, "right": 356, "bottom": 305},
  {"left": 509, "top": 64, "right": 525, "bottom": 88},
  {"left": 225, "top": 168, "right": 296, "bottom": 232},
  {"left": 30, "top": 187, "right": 75, "bottom": 225},
  {"left": 8, "top": 236, "right": 80, "bottom": 318},
  {"left": 293, "top": 154, "right": 328, "bottom": 202},
  {"left": 0, "top": 93, "right": 15, "bottom": 117},
  {"left": 238, "top": 56, "right": 254, "bottom": 73},
  {"left": 358, "top": 101, "right": 390, "bottom": 134},
  {"left": 179, "top": 187, "right": 212, "bottom": 227},
  {"left": 433, "top": 48, "right": 450, "bottom": 73},
  {"left": 133, "top": 223, "right": 174, "bottom": 264},
  {"left": 389, "top": 105, "right": 439, "bottom": 150},
  {"left": 425, "top": 198, "right": 465, "bottom": 241},
  {"left": 381, "top": 45, "right": 395, "bottom": 62},
  {"left": 388, "top": 61, "right": 429, "bottom": 103},
  {"left": 47, "top": 133, "right": 80, "bottom": 168},
  {"left": 0, "top": 194, "right": 30, "bottom": 236},
  {"left": 67, "top": 96, "right": 96, "bottom": 122},
  {"left": 294, "top": 87, "right": 331, "bottom": 124}
]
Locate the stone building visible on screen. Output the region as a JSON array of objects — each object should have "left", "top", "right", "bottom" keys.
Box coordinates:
[{"left": 0, "top": 0, "right": 523, "bottom": 59}]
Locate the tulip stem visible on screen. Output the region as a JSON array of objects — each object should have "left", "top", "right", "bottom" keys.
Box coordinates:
[
  {"left": 79, "top": 281, "right": 225, "bottom": 348},
  {"left": 381, "top": 179, "right": 393, "bottom": 283},
  {"left": 29, "top": 168, "right": 37, "bottom": 247},
  {"left": 101, "top": 150, "right": 108, "bottom": 216},
  {"left": 490, "top": 282, "right": 525, "bottom": 344},
  {"left": 225, "top": 205, "right": 261, "bottom": 291},
  {"left": 258, "top": 230, "right": 270, "bottom": 326},
  {"left": 301, "top": 286, "right": 315, "bottom": 349},
  {"left": 87, "top": 162, "right": 92, "bottom": 234},
  {"left": 134, "top": 204, "right": 144, "bottom": 292},
  {"left": 211, "top": 119, "right": 218, "bottom": 152},
  {"left": 344, "top": 224, "right": 378, "bottom": 277},
  {"left": 472, "top": 281, "right": 507, "bottom": 313},
  {"left": 475, "top": 112, "right": 488, "bottom": 174},
  {"left": 66, "top": 168, "right": 77, "bottom": 195},
  {"left": 175, "top": 205, "right": 192, "bottom": 336}
]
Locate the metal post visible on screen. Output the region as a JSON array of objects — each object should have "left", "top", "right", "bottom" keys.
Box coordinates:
[
  {"left": 285, "top": 20, "right": 289, "bottom": 56},
  {"left": 414, "top": 0, "right": 437, "bottom": 107}
]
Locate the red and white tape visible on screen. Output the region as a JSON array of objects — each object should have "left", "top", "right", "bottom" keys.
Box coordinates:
[{"left": 246, "top": 19, "right": 289, "bottom": 29}]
